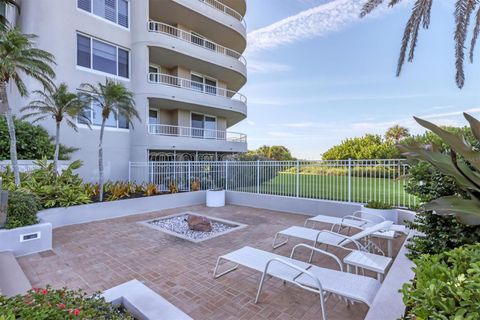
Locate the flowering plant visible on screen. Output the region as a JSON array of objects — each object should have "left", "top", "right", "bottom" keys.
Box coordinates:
[{"left": 0, "top": 286, "right": 133, "bottom": 319}]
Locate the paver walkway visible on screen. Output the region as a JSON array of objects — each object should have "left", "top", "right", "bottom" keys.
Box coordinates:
[{"left": 18, "top": 205, "right": 405, "bottom": 320}]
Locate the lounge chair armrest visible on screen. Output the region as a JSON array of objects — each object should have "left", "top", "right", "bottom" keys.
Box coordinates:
[
  {"left": 264, "top": 258, "right": 324, "bottom": 292},
  {"left": 341, "top": 215, "right": 370, "bottom": 228},
  {"left": 315, "top": 230, "right": 363, "bottom": 251},
  {"left": 290, "top": 243, "right": 344, "bottom": 272}
]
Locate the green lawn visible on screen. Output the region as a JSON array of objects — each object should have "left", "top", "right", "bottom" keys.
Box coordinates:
[{"left": 232, "top": 172, "right": 417, "bottom": 208}]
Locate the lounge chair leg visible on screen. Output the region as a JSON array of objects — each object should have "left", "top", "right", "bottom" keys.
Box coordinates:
[
  {"left": 255, "top": 271, "right": 268, "bottom": 304},
  {"left": 272, "top": 233, "right": 288, "bottom": 249},
  {"left": 308, "top": 241, "right": 319, "bottom": 263},
  {"left": 319, "top": 291, "right": 327, "bottom": 320},
  {"left": 213, "top": 257, "right": 238, "bottom": 279}
]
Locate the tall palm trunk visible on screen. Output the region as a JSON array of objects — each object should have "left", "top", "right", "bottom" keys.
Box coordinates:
[
  {"left": 98, "top": 118, "right": 106, "bottom": 202},
  {"left": 53, "top": 121, "right": 60, "bottom": 174},
  {"left": 0, "top": 81, "right": 20, "bottom": 187}
]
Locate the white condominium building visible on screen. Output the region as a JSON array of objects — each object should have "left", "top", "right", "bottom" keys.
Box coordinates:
[{"left": 4, "top": 0, "right": 247, "bottom": 181}]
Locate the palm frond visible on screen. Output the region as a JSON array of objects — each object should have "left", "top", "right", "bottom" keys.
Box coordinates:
[
  {"left": 454, "top": 0, "right": 477, "bottom": 89},
  {"left": 396, "top": 0, "right": 433, "bottom": 76},
  {"left": 469, "top": 8, "right": 480, "bottom": 62},
  {"left": 360, "top": 0, "right": 384, "bottom": 18}
]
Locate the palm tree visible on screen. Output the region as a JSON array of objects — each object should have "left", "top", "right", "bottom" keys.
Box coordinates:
[
  {"left": 20, "top": 83, "right": 90, "bottom": 173},
  {"left": 79, "top": 79, "right": 139, "bottom": 202},
  {"left": 0, "top": 28, "right": 55, "bottom": 187},
  {"left": 361, "top": 0, "right": 480, "bottom": 89},
  {"left": 0, "top": 0, "right": 20, "bottom": 26},
  {"left": 385, "top": 125, "right": 410, "bottom": 144}
]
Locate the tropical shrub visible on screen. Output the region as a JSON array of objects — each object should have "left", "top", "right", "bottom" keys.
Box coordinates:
[
  {"left": 322, "top": 134, "right": 400, "bottom": 160},
  {"left": 144, "top": 183, "right": 158, "bottom": 197},
  {"left": 0, "top": 286, "right": 133, "bottom": 319},
  {"left": 404, "top": 162, "right": 480, "bottom": 258},
  {"left": 364, "top": 201, "right": 393, "bottom": 210},
  {"left": 0, "top": 117, "right": 76, "bottom": 160},
  {"left": 5, "top": 191, "right": 41, "bottom": 229},
  {"left": 0, "top": 160, "right": 91, "bottom": 208},
  {"left": 169, "top": 181, "right": 178, "bottom": 194},
  {"left": 191, "top": 179, "right": 200, "bottom": 191},
  {"left": 398, "top": 114, "right": 480, "bottom": 225},
  {"left": 402, "top": 244, "right": 480, "bottom": 319}
]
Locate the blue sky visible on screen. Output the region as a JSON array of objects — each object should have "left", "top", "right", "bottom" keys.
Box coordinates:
[{"left": 230, "top": 0, "right": 480, "bottom": 159}]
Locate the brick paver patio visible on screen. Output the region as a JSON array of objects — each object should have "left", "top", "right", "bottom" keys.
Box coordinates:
[{"left": 18, "top": 205, "right": 405, "bottom": 320}]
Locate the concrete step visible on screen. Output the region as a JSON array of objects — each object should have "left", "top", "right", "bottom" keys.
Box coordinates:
[{"left": 0, "top": 251, "right": 31, "bottom": 297}]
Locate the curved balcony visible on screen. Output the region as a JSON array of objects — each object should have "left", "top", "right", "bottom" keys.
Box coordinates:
[
  {"left": 199, "top": 0, "right": 246, "bottom": 27},
  {"left": 148, "top": 21, "right": 246, "bottom": 66},
  {"left": 149, "top": 73, "right": 247, "bottom": 103},
  {"left": 150, "top": 0, "right": 246, "bottom": 52},
  {"left": 146, "top": 73, "right": 247, "bottom": 126},
  {"left": 148, "top": 124, "right": 247, "bottom": 143}
]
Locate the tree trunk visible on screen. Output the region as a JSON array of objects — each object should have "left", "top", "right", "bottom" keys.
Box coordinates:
[
  {"left": 0, "top": 81, "right": 20, "bottom": 187},
  {"left": 53, "top": 121, "right": 60, "bottom": 175},
  {"left": 98, "top": 118, "right": 106, "bottom": 202}
]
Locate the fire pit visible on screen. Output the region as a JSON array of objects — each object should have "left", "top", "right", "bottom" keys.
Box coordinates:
[{"left": 139, "top": 212, "right": 247, "bottom": 243}]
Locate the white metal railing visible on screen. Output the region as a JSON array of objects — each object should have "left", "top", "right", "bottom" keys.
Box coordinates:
[
  {"left": 198, "top": 0, "right": 246, "bottom": 27},
  {"left": 0, "top": 160, "right": 72, "bottom": 173},
  {"left": 148, "top": 21, "right": 246, "bottom": 66},
  {"left": 129, "top": 159, "right": 418, "bottom": 208},
  {"left": 148, "top": 124, "right": 247, "bottom": 142},
  {"left": 148, "top": 73, "right": 247, "bottom": 104}
]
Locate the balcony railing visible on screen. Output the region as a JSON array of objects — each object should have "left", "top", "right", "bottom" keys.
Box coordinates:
[
  {"left": 148, "top": 124, "right": 247, "bottom": 142},
  {"left": 198, "top": 0, "right": 246, "bottom": 27},
  {"left": 148, "top": 21, "right": 246, "bottom": 66},
  {"left": 148, "top": 73, "right": 247, "bottom": 104}
]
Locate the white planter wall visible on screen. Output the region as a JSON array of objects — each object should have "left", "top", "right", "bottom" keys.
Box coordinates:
[
  {"left": 38, "top": 191, "right": 207, "bottom": 229},
  {"left": 0, "top": 223, "right": 52, "bottom": 257}
]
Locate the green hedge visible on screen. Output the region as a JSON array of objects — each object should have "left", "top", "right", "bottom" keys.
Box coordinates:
[
  {"left": 402, "top": 243, "right": 480, "bottom": 319},
  {"left": 5, "top": 191, "right": 41, "bottom": 229},
  {"left": 0, "top": 117, "right": 76, "bottom": 160},
  {"left": 0, "top": 286, "right": 133, "bottom": 319}
]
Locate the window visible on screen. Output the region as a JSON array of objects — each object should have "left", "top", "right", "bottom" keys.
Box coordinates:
[
  {"left": 148, "top": 109, "right": 159, "bottom": 134},
  {"left": 190, "top": 73, "right": 217, "bottom": 94},
  {"left": 149, "top": 66, "right": 159, "bottom": 82},
  {"left": 79, "top": 100, "right": 129, "bottom": 129},
  {"left": 78, "top": 0, "right": 129, "bottom": 28},
  {"left": 191, "top": 113, "right": 216, "bottom": 138},
  {"left": 77, "top": 34, "right": 130, "bottom": 79}
]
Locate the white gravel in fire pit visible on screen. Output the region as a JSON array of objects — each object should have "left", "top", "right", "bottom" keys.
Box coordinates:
[{"left": 139, "top": 212, "right": 247, "bottom": 243}]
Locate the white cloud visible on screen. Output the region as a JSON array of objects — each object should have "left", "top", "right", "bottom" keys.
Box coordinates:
[
  {"left": 247, "top": 0, "right": 367, "bottom": 54},
  {"left": 248, "top": 60, "right": 292, "bottom": 74},
  {"left": 247, "top": 120, "right": 256, "bottom": 126}
]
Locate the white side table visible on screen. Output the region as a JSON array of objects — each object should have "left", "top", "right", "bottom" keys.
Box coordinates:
[{"left": 343, "top": 250, "right": 392, "bottom": 282}]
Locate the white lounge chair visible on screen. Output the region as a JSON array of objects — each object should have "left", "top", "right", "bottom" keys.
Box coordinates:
[
  {"left": 213, "top": 245, "right": 381, "bottom": 320},
  {"left": 273, "top": 221, "right": 394, "bottom": 256},
  {"left": 304, "top": 211, "right": 407, "bottom": 235}
]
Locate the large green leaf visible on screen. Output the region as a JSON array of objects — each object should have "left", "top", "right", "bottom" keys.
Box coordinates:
[
  {"left": 464, "top": 113, "right": 480, "bottom": 142},
  {"left": 414, "top": 117, "right": 480, "bottom": 170},
  {"left": 424, "top": 196, "right": 480, "bottom": 225},
  {"left": 398, "top": 144, "right": 477, "bottom": 190}
]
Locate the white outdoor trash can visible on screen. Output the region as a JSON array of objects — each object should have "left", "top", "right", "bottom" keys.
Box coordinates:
[{"left": 206, "top": 189, "right": 225, "bottom": 207}]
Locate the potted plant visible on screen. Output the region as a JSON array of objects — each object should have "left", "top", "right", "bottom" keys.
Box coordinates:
[
  {"left": 362, "top": 201, "right": 397, "bottom": 223},
  {"left": 206, "top": 188, "right": 225, "bottom": 207}
]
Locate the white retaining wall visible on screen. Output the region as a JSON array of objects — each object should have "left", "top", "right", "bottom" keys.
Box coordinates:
[
  {"left": 38, "top": 191, "right": 207, "bottom": 228},
  {"left": 0, "top": 223, "right": 52, "bottom": 257}
]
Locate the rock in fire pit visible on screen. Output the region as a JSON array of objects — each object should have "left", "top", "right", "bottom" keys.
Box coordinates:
[{"left": 186, "top": 215, "right": 212, "bottom": 232}]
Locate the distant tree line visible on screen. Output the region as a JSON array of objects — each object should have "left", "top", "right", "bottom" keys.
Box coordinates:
[{"left": 322, "top": 125, "right": 474, "bottom": 160}]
